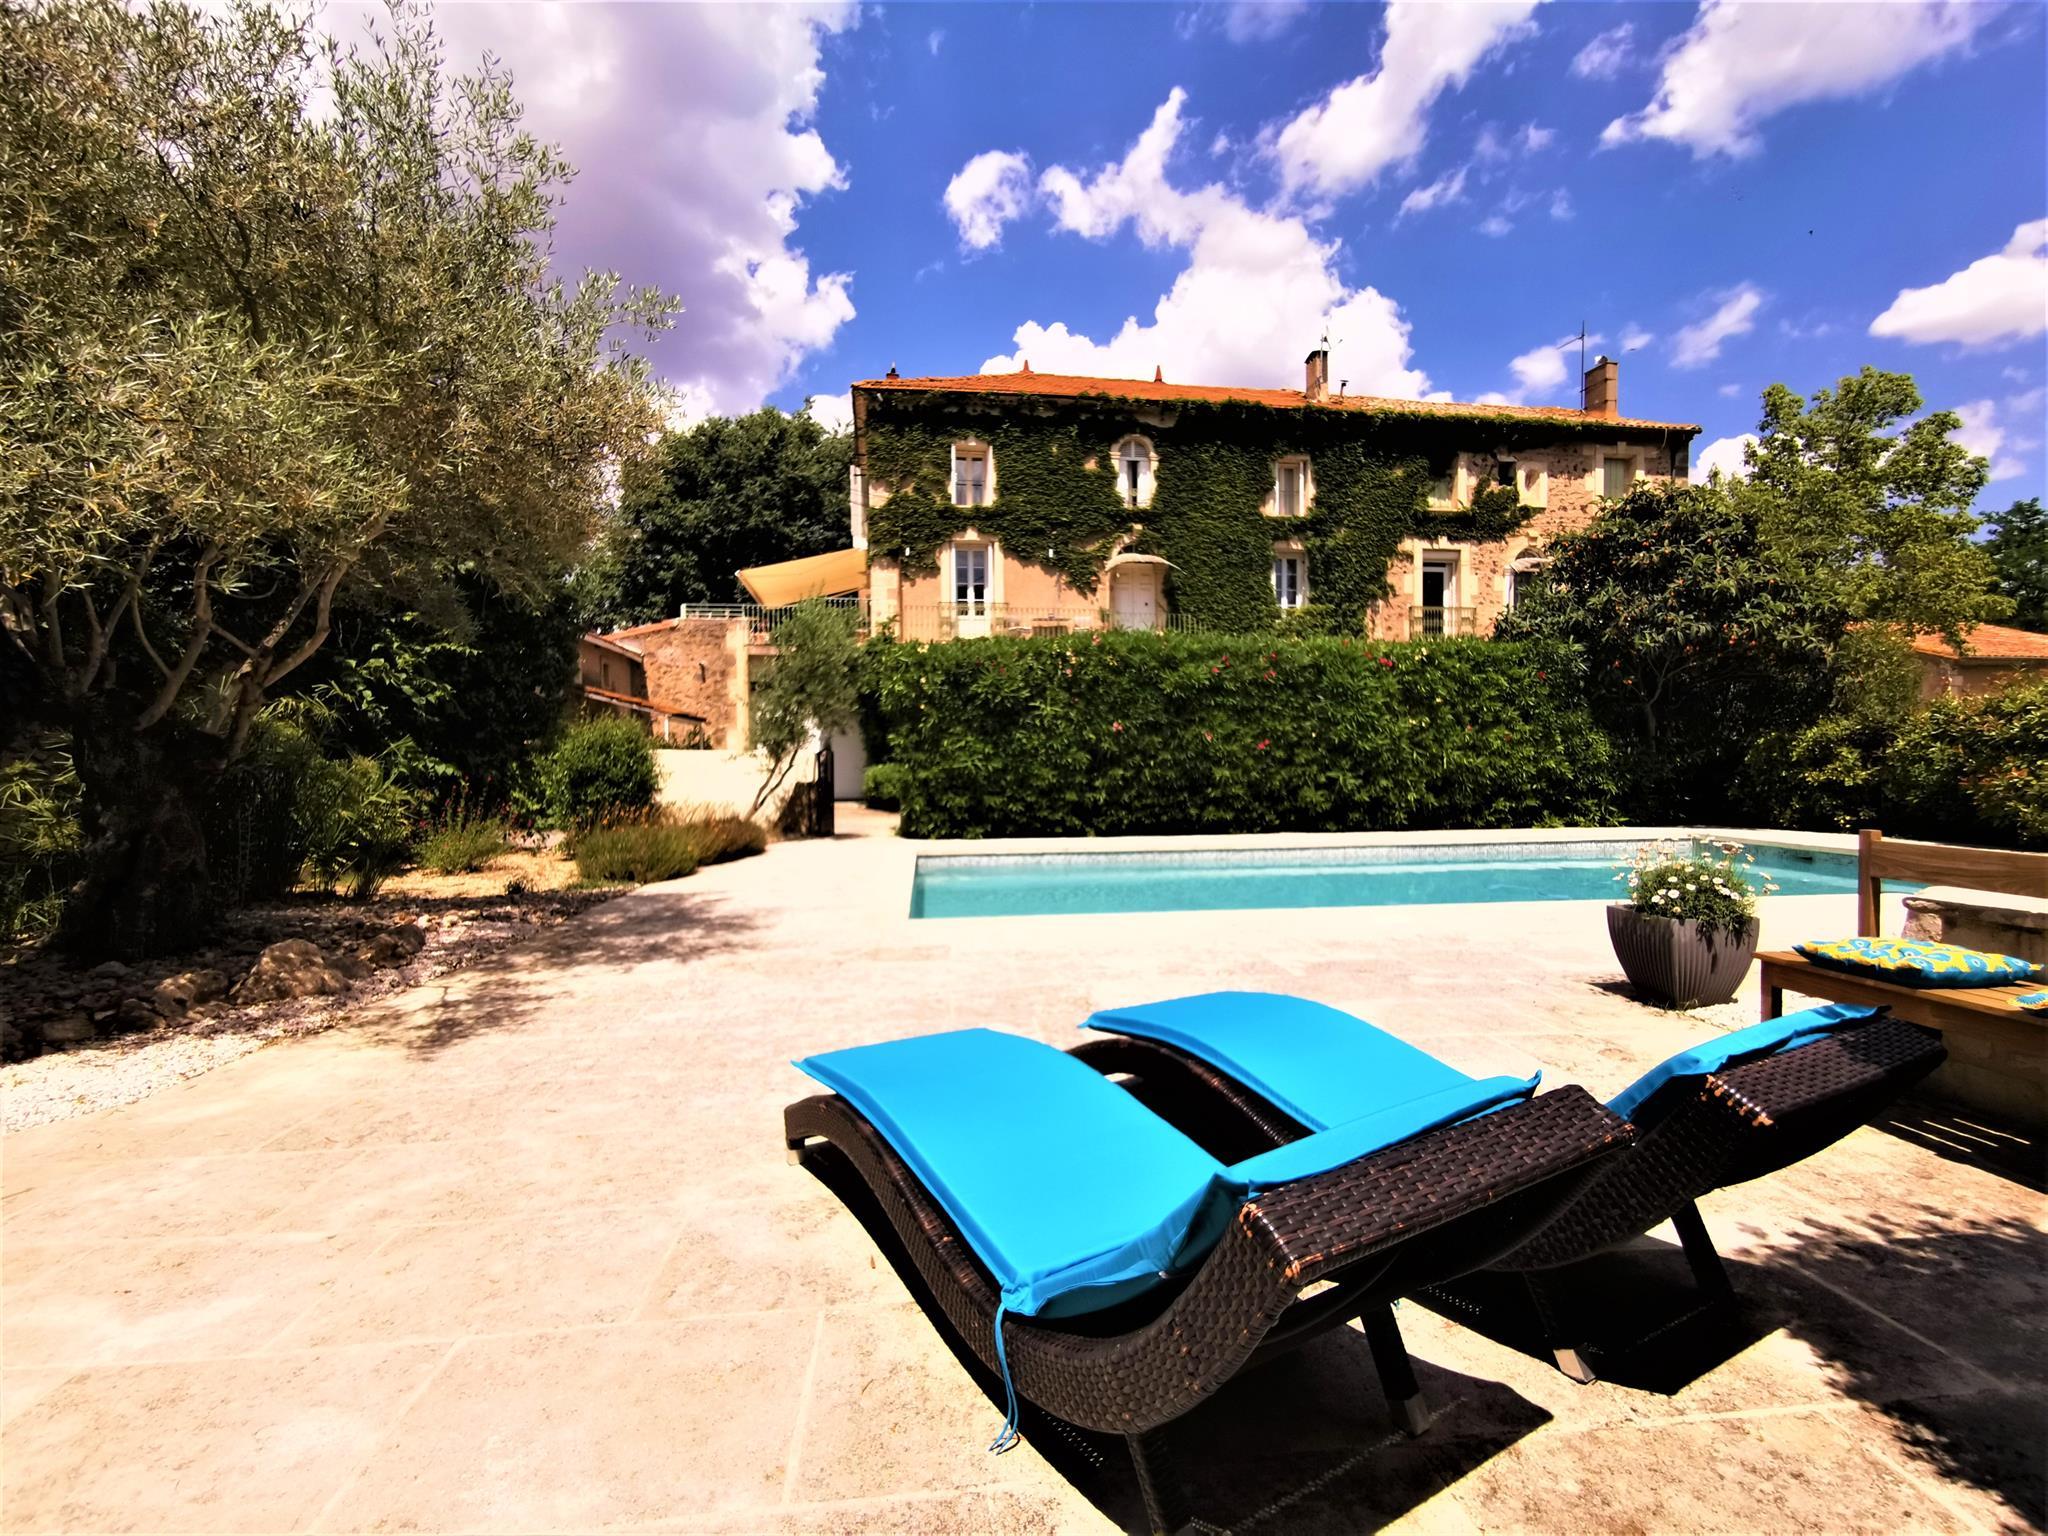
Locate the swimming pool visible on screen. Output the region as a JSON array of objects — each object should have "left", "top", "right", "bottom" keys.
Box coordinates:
[{"left": 908, "top": 839, "right": 1862, "bottom": 919}]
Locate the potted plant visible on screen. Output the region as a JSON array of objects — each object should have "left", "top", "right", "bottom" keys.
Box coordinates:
[{"left": 1607, "top": 841, "right": 1775, "bottom": 1008}]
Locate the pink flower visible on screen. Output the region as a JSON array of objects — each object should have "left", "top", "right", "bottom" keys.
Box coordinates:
[
  {"left": 1111, "top": 720, "right": 1124, "bottom": 732},
  {"left": 1255, "top": 739, "right": 1269, "bottom": 751},
  {"left": 1091, "top": 633, "right": 1102, "bottom": 646},
  {"left": 1377, "top": 656, "right": 1393, "bottom": 668}
]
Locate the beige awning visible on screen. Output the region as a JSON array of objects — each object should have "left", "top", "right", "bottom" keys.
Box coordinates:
[
  {"left": 1105, "top": 551, "right": 1175, "bottom": 570},
  {"left": 737, "top": 547, "right": 867, "bottom": 606}
]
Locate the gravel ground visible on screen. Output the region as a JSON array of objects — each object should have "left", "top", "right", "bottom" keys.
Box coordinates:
[{"left": 2, "top": 884, "right": 616, "bottom": 1132}]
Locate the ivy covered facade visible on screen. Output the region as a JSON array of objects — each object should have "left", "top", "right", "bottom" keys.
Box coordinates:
[{"left": 848, "top": 353, "right": 1698, "bottom": 640}]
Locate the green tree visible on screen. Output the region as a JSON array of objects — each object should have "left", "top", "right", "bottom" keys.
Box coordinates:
[
  {"left": 1496, "top": 480, "right": 1841, "bottom": 818},
  {"left": 586, "top": 408, "right": 854, "bottom": 626},
  {"left": 1735, "top": 368, "right": 2005, "bottom": 640},
  {"left": 0, "top": 1, "right": 673, "bottom": 954},
  {"left": 1985, "top": 497, "right": 2048, "bottom": 632},
  {"left": 749, "top": 600, "right": 860, "bottom": 818}
]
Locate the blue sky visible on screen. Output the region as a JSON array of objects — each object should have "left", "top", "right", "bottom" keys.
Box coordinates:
[{"left": 421, "top": 2, "right": 2048, "bottom": 500}]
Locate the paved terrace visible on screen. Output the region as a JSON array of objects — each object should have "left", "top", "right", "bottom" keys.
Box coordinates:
[{"left": 4, "top": 817, "right": 2043, "bottom": 1534}]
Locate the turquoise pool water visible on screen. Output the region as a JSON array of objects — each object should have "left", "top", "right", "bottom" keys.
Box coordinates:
[{"left": 909, "top": 840, "right": 1862, "bottom": 920}]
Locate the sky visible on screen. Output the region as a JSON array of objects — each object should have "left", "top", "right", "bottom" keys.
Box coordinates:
[{"left": 409, "top": 0, "right": 2048, "bottom": 503}]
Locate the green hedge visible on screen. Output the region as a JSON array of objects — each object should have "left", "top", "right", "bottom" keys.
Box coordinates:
[{"left": 865, "top": 631, "right": 1615, "bottom": 837}]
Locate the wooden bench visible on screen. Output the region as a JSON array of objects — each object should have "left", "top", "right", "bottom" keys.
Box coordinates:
[{"left": 1757, "top": 829, "right": 2047, "bottom": 1128}]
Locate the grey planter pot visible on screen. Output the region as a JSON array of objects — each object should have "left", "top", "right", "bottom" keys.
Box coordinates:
[{"left": 1606, "top": 905, "right": 1760, "bottom": 1009}]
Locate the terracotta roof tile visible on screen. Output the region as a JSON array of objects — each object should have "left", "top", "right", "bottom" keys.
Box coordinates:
[
  {"left": 1912, "top": 624, "right": 2048, "bottom": 662},
  {"left": 853, "top": 369, "right": 1698, "bottom": 433}
]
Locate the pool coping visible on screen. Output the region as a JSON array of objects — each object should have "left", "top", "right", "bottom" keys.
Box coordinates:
[{"left": 900, "top": 824, "right": 1860, "bottom": 862}]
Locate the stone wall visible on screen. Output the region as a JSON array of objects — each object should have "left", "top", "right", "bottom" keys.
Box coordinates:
[{"left": 635, "top": 620, "right": 751, "bottom": 749}]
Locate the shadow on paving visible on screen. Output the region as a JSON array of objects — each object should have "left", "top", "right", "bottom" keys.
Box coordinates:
[
  {"left": 1418, "top": 1207, "right": 2048, "bottom": 1534},
  {"left": 347, "top": 887, "right": 763, "bottom": 1057},
  {"left": 798, "top": 1145, "right": 1551, "bottom": 1535}
]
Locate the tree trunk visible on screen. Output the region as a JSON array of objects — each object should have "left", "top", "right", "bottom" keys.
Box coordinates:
[{"left": 56, "top": 713, "right": 217, "bottom": 959}]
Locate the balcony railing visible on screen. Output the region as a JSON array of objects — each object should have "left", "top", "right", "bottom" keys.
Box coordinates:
[
  {"left": 678, "top": 598, "right": 865, "bottom": 644},
  {"left": 1410, "top": 605, "right": 1479, "bottom": 639},
  {"left": 887, "top": 602, "right": 1160, "bottom": 642}
]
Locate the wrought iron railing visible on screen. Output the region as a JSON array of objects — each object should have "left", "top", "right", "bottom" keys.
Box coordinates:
[
  {"left": 677, "top": 597, "right": 865, "bottom": 643},
  {"left": 1409, "top": 605, "right": 1478, "bottom": 639}
]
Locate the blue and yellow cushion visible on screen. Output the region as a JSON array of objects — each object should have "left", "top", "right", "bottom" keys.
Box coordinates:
[
  {"left": 2016, "top": 991, "right": 2048, "bottom": 1013},
  {"left": 1794, "top": 937, "right": 2041, "bottom": 989}
]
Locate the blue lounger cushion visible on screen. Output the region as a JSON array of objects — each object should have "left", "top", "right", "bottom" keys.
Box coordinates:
[
  {"left": 795, "top": 1027, "right": 1539, "bottom": 1321},
  {"left": 1081, "top": 990, "right": 1479, "bottom": 1130},
  {"left": 1605, "top": 1002, "right": 1883, "bottom": 1120},
  {"left": 1082, "top": 990, "right": 1884, "bottom": 1133}
]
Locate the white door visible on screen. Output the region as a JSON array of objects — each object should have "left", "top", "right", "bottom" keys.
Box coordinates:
[
  {"left": 1111, "top": 566, "right": 1157, "bottom": 630},
  {"left": 952, "top": 544, "right": 991, "bottom": 638}
]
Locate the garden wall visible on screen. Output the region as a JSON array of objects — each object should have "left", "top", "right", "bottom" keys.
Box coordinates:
[
  {"left": 653, "top": 747, "right": 819, "bottom": 823},
  {"left": 864, "top": 631, "right": 1615, "bottom": 838}
]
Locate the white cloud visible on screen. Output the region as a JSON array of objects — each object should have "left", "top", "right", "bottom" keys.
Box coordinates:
[
  {"left": 1620, "top": 324, "right": 1653, "bottom": 352},
  {"left": 392, "top": 3, "right": 859, "bottom": 418},
  {"left": 1483, "top": 333, "right": 1592, "bottom": 405},
  {"left": 1222, "top": 0, "right": 1309, "bottom": 43},
  {"left": 1955, "top": 399, "right": 2028, "bottom": 482},
  {"left": 1210, "top": 130, "right": 1233, "bottom": 157},
  {"left": 1717, "top": 382, "right": 1741, "bottom": 398},
  {"left": 983, "top": 90, "right": 1433, "bottom": 398},
  {"left": 927, "top": 28, "right": 945, "bottom": 56},
  {"left": 1398, "top": 166, "right": 1469, "bottom": 219},
  {"left": 1518, "top": 122, "right": 1555, "bottom": 153},
  {"left": 1673, "top": 285, "right": 1763, "bottom": 369},
  {"left": 1267, "top": 1, "right": 1543, "bottom": 200},
  {"left": 1690, "top": 433, "right": 1757, "bottom": 483},
  {"left": 1602, "top": 0, "right": 1994, "bottom": 158},
  {"left": 1477, "top": 213, "right": 1512, "bottom": 238},
  {"left": 2009, "top": 385, "right": 2047, "bottom": 419},
  {"left": 1571, "top": 22, "right": 1634, "bottom": 81},
  {"left": 1548, "top": 188, "right": 1574, "bottom": 221},
  {"left": 802, "top": 391, "right": 854, "bottom": 433},
  {"left": 1869, "top": 219, "right": 2048, "bottom": 348},
  {"left": 944, "top": 149, "right": 1035, "bottom": 252}
]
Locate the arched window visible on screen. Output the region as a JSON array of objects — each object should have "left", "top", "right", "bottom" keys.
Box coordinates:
[{"left": 1114, "top": 436, "right": 1156, "bottom": 510}]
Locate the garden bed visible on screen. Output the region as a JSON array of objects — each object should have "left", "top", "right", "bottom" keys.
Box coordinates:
[{"left": 1, "top": 852, "right": 615, "bottom": 1128}]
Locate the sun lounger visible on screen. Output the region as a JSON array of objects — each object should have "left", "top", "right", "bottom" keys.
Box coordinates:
[
  {"left": 1076, "top": 991, "right": 1947, "bottom": 1382},
  {"left": 785, "top": 1026, "right": 1633, "bottom": 1533}
]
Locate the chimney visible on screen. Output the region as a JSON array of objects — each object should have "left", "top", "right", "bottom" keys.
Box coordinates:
[
  {"left": 1583, "top": 355, "right": 1619, "bottom": 419},
  {"left": 1304, "top": 346, "right": 1330, "bottom": 403}
]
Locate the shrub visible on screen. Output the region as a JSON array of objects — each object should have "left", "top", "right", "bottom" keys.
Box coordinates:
[
  {"left": 298, "top": 753, "right": 420, "bottom": 900},
  {"left": 542, "top": 716, "right": 658, "bottom": 827},
  {"left": 863, "top": 630, "right": 1615, "bottom": 838},
  {"left": 0, "top": 743, "right": 83, "bottom": 945},
  {"left": 417, "top": 808, "right": 508, "bottom": 874},
  {"left": 862, "top": 763, "right": 907, "bottom": 811},
  {"left": 1753, "top": 677, "right": 2048, "bottom": 848},
  {"left": 1616, "top": 840, "right": 1773, "bottom": 938},
  {"left": 570, "top": 810, "right": 765, "bottom": 885},
  {"left": 571, "top": 819, "right": 701, "bottom": 884}
]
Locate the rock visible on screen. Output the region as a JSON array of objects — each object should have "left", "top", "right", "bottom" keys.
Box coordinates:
[
  {"left": 43, "top": 1013, "right": 98, "bottom": 1045},
  {"left": 88, "top": 960, "right": 131, "bottom": 981},
  {"left": 353, "top": 924, "right": 426, "bottom": 969},
  {"left": 152, "top": 969, "right": 230, "bottom": 1018},
  {"left": 231, "top": 940, "right": 356, "bottom": 1004},
  {"left": 114, "top": 997, "right": 158, "bottom": 1031}
]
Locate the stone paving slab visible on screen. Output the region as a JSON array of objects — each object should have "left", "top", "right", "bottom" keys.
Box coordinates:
[{"left": 3, "top": 823, "right": 2044, "bottom": 1533}]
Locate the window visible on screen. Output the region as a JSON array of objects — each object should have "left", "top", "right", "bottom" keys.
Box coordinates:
[
  {"left": 1428, "top": 464, "right": 1457, "bottom": 506},
  {"left": 1114, "top": 436, "right": 1155, "bottom": 509},
  {"left": 1601, "top": 455, "right": 1634, "bottom": 499},
  {"left": 952, "top": 443, "right": 990, "bottom": 507},
  {"left": 1418, "top": 553, "right": 1459, "bottom": 636},
  {"left": 1494, "top": 459, "right": 1517, "bottom": 488},
  {"left": 1272, "top": 456, "right": 1310, "bottom": 517},
  {"left": 1272, "top": 551, "right": 1305, "bottom": 608},
  {"left": 953, "top": 544, "right": 989, "bottom": 614}
]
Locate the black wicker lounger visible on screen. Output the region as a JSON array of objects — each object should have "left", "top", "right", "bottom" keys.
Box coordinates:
[
  {"left": 786, "top": 1048, "right": 1633, "bottom": 1534},
  {"left": 1075, "top": 1011, "right": 1946, "bottom": 1383}
]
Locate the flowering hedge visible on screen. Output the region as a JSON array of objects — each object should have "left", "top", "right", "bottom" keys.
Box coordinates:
[{"left": 863, "top": 631, "right": 1615, "bottom": 838}]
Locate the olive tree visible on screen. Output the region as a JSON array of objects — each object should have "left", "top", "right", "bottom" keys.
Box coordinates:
[{"left": 0, "top": 1, "right": 674, "bottom": 954}]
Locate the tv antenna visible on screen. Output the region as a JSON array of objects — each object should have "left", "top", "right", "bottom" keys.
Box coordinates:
[{"left": 1572, "top": 322, "right": 1590, "bottom": 409}]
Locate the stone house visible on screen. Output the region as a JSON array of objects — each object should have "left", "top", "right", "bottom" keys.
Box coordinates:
[
  {"left": 1907, "top": 623, "right": 2048, "bottom": 698},
  {"left": 577, "top": 623, "right": 736, "bottom": 746},
  {"left": 847, "top": 350, "right": 1698, "bottom": 641}
]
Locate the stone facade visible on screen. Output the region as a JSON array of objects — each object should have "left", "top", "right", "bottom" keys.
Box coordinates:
[
  {"left": 579, "top": 618, "right": 752, "bottom": 749},
  {"left": 853, "top": 356, "right": 1696, "bottom": 643}
]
